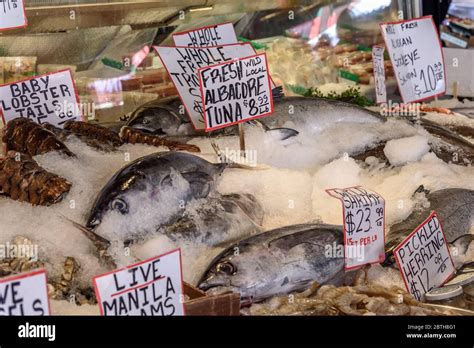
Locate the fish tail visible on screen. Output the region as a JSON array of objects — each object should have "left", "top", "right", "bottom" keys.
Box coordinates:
[{"left": 209, "top": 139, "right": 268, "bottom": 171}]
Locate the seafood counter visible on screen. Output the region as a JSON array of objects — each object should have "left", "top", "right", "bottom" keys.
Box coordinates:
[{"left": 0, "top": 95, "right": 473, "bottom": 316}]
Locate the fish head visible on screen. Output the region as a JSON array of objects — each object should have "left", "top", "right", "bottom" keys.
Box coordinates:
[
  {"left": 128, "top": 106, "right": 183, "bottom": 136},
  {"left": 198, "top": 246, "right": 273, "bottom": 304},
  {"left": 87, "top": 157, "right": 192, "bottom": 236},
  {"left": 86, "top": 172, "right": 144, "bottom": 229}
]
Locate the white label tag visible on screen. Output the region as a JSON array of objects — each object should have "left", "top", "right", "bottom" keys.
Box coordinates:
[
  {"left": 0, "top": 0, "right": 27, "bottom": 31},
  {"left": 0, "top": 269, "right": 50, "bottom": 315},
  {"left": 393, "top": 212, "right": 455, "bottom": 301},
  {"left": 155, "top": 43, "right": 258, "bottom": 130},
  {"left": 93, "top": 249, "right": 185, "bottom": 316},
  {"left": 381, "top": 16, "right": 446, "bottom": 103},
  {"left": 173, "top": 23, "right": 238, "bottom": 47},
  {"left": 372, "top": 46, "right": 387, "bottom": 104},
  {"left": 199, "top": 53, "right": 274, "bottom": 131},
  {"left": 326, "top": 186, "right": 386, "bottom": 270},
  {"left": 0, "top": 69, "right": 82, "bottom": 127}
]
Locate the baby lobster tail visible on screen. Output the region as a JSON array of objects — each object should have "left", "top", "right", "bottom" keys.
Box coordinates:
[
  {"left": 0, "top": 151, "right": 72, "bottom": 205},
  {"left": 63, "top": 121, "right": 123, "bottom": 147},
  {"left": 2, "top": 118, "right": 75, "bottom": 157},
  {"left": 120, "top": 126, "right": 201, "bottom": 153}
]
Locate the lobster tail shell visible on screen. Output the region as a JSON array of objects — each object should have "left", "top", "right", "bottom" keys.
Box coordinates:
[
  {"left": 120, "top": 126, "right": 201, "bottom": 153},
  {"left": 2, "top": 118, "right": 75, "bottom": 157},
  {"left": 63, "top": 121, "right": 123, "bottom": 147},
  {"left": 0, "top": 152, "right": 72, "bottom": 206}
]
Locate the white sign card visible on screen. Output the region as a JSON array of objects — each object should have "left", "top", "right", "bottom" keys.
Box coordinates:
[
  {"left": 173, "top": 22, "right": 238, "bottom": 47},
  {"left": 155, "top": 43, "right": 259, "bottom": 130},
  {"left": 0, "top": 0, "right": 27, "bottom": 31},
  {"left": 393, "top": 212, "right": 455, "bottom": 301},
  {"left": 0, "top": 269, "right": 50, "bottom": 315},
  {"left": 0, "top": 69, "right": 82, "bottom": 127},
  {"left": 372, "top": 46, "right": 387, "bottom": 104},
  {"left": 93, "top": 249, "right": 185, "bottom": 316},
  {"left": 380, "top": 16, "right": 446, "bottom": 103},
  {"left": 326, "top": 186, "right": 386, "bottom": 270},
  {"left": 198, "top": 53, "right": 273, "bottom": 131}
]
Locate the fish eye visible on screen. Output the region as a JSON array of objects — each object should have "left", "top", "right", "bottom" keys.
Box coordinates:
[
  {"left": 111, "top": 198, "right": 128, "bottom": 215},
  {"left": 217, "top": 262, "right": 236, "bottom": 275}
]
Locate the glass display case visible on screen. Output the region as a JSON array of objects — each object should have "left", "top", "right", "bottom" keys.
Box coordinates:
[{"left": 0, "top": 0, "right": 473, "bottom": 326}]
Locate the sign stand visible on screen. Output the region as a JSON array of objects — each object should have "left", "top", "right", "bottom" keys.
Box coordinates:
[
  {"left": 239, "top": 123, "right": 246, "bottom": 158},
  {"left": 453, "top": 81, "right": 458, "bottom": 99}
]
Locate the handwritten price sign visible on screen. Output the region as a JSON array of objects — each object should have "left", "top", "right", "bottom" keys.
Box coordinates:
[
  {"left": 0, "top": 0, "right": 27, "bottom": 31},
  {"left": 380, "top": 16, "right": 446, "bottom": 103},
  {"left": 0, "top": 269, "right": 50, "bottom": 315},
  {"left": 372, "top": 46, "right": 387, "bottom": 104},
  {"left": 326, "top": 186, "right": 386, "bottom": 270},
  {"left": 198, "top": 53, "right": 274, "bottom": 131},
  {"left": 155, "top": 43, "right": 258, "bottom": 131},
  {"left": 173, "top": 23, "right": 238, "bottom": 47},
  {"left": 0, "top": 69, "right": 82, "bottom": 127},
  {"left": 93, "top": 249, "right": 184, "bottom": 316},
  {"left": 393, "top": 212, "right": 455, "bottom": 301}
]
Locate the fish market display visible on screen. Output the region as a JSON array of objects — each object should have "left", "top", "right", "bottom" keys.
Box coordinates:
[
  {"left": 2, "top": 118, "right": 75, "bottom": 157},
  {"left": 198, "top": 224, "right": 345, "bottom": 304},
  {"left": 0, "top": 92, "right": 472, "bottom": 317},
  {"left": 385, "top": 188, "right": 474, "bottom": 259},
  {"left": 0, "top": 151, "right": 71, "bottom": 206},
  {"left": 120, "top": 126, "right": 201, "bottom": 153}
]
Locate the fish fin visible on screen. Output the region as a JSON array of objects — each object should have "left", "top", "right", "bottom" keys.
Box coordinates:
[
  {"left": 266, "top": 128, "right": 299, "bottom": 141},
  {"left": 59, "top": 214, "right": 117, "bottom": 269},
  {"left": 247, "top": 119, "right": 299, "bottom": 141},
  {"left": 271, "top": 86, "right": 285, "bottom": 101},
  {"left": 209, "top": 139, "right": 269, "bottom": 170},
  {"left": 181, "top": 171, "right": 213, "bottom": 198},
  {"left": 58, "top": 214, "right": 111, "bottom": 249}
]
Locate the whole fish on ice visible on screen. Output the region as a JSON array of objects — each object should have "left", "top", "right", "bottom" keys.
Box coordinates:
[
  {"left": 86, "top": 152, "right": 227, "bottom": 229},
  {"left": 198, "top": 223, "right": 345, "bottom": 304},
  {"left": 80, "top": 152, "right": 262, "bottom": 250},
  {"left": 385, "top": 188, "right": 474, "bottom": 264}
]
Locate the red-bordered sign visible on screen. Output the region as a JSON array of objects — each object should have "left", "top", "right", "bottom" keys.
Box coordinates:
[
  {"left": 0, "top": 0, "right": 28, "bottom": 31},
  {"left": 154, "top": 43, "right": 277, "bottom": 131},
  {"left": 0, "top": 268, "right": 51, "bottom": 315},
  {"left": 393, "top": 211, "right": 455, "bottom": 301},
  {"left": 172, "top": 22, "right": 237, "bottom": 47},
  {"left": 93, "top": 248, "right": 186, "bottom": 316},
  {"left": 326, "top": 186, "right": 386, "bottom": 271},
  {"left": 0, "top": 68, "right": 83, "bottom": 126},
  {"left": 380, "top": 15, "right": 446, "bottom": 104},
  {"left": 198, "top": 53, "right": 274, "bottom": 132}
]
